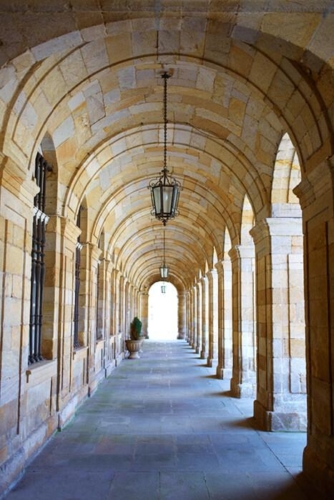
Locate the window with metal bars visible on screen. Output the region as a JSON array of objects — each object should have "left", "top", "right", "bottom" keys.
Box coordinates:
[
  {"left": 29, "top": 152, "right": 51, "bottom": 364},
  {"left": 96, "top": 236, "right": 103, "bottom": 341},
  {"left": 73, "top": 208, "right": 82, "bottom": 348}
]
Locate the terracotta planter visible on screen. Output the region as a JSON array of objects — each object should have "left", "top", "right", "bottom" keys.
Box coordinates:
[{"left": 125, "top": 339, "right": 143, "bottom": 359}]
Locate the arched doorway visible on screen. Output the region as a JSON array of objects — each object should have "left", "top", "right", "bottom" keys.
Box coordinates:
[{"left": 148, "top": 282, "right": 178, "bottom": 340}]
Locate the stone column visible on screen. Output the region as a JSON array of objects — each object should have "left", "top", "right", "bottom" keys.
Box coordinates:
[
  {"left": 251, "top": 218, "right": 306, "bottom": 431},
  {"left": 111, "top": 269, "right": 119, "bottom": 336},
  {"left": 177, "top": 291, "right": 187, "bottom": 339},
  {"left": 206, "top": 269, "right": 218, "bottom": 367},
  {"left": 215, "top": 262, "right": 224, "bottom": 378},
  {"left": 58, "top": 217, "right": 83, "bottom": 403},
  {"left": 87, "top": 243, "right": 102, "bottom": 387},
  {"left": 113, "top": 272, "right": 124, "bottom": 363},
  {"left": 98, "top": 256, "right": 111, "bottom": 340},
  {"left": 294, "top": 167, "right": 334, "bottom": 496},
  {"left": 185, "top": 291, "right": 191, "bottom": 343},
  {"left": 103, "top": 258, "right": 113, "bottom": 373},
  {"left": 124, "top": 279, "right": 131, "bottom": 338},
  {"left": 200, "top": 278, "right": 208, "bottom": 359},
  {"left": 229, "top": 244, "right": 256, "bottom": 398},
  {"left": 118, "top": 274, "right": 125, "bottom": 335},
  {"left": 196, "top": 283, "right": 202, "bottom": 353},
  {"left": 139, "top": 289, "right": 149, "bottom": 338},
  {"left": 104, "top": 258, "right": 112, "bottom": 337},
  {"left": 190, "top": 287, "right": 196, "bottom": 347},
  {"left": 218, "top": 257, "right": 233, "bottom": 379}
]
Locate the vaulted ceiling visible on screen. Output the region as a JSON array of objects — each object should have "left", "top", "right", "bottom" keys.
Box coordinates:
[{"left": 0, "top": 1, "right": 333, "bottom": 291}]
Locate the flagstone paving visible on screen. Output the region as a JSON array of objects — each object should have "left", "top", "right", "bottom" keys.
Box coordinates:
[{"left": 5, "top": 341, "right": 312, "bottom": 499}]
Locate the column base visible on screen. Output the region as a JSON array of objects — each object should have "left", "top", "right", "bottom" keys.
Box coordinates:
[
  {"left": 231, "top": 377, "right": 256, "bottom": 398},
  {"left": 207, "top": 357, "right": 217, "bottom": 368},
  {"left": 200, "top": 350, "right": 206, "bottom": 360},
  {"left": 303, "top": 445, "right": 334, "bottom": 498},
  {"left": 216, "top": 365, "right": 232, "bottom": 379},
  {"left": 254, "top": 399, "right": 307, "bottom": 431}
]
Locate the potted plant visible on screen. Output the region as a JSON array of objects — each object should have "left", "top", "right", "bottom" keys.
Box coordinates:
[{"left": 125, "top": 317, "right": 144, "bottom": 359}]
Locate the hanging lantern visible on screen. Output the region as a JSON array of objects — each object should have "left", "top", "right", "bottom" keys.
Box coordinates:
[
  {"left": 159, "top": 227, "right": 169, "bottom": 278},
  {"left": 149, "top": 72, "right": 181, "bottom": 226}
]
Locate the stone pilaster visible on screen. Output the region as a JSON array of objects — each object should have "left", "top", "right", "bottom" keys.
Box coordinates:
[
  {"left": 190, "top": 287, "right": 197, "bottom": 347},
  {"left": 87, "top": 242, "right": 103, "bottom": 390},
  {"left": 186, "top": 289, "right": 193, "bottom": 345},
  {"left": 251, "top": 217, "right": 306, "bottom": 431},
  {"left": 111, "top": 269, "right": 120, "bottom": 336},
  {"left": 139, "top": 289, "right": 149, "bottom": 338},
  {"left": 124, "top": 279, "right": 131, "bottom": 337},
  {"left": 118, "top": 274, "right": 125, "bottom": 335},
  {"left": 229, "top": 245, "right": 256, "bottom": 398},
  {"left": 177, "top": 290, "right": 187, "bottom": 339},
  {"left": 294, "top": 163, "right": 334, "bottom": 496},
  {"left": 196, "top": 283, "right": 202, "bottom": 353}
]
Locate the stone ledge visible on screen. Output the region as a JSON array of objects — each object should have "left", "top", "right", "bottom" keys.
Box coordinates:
[
  {"left": 25, "top": 359, "right": 57, "bottom": 386},
  {"left": 72, "top": 345, "right": 88, "bottom": 361}
]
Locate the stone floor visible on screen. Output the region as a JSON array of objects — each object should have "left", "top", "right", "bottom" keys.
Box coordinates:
[{"left": 6, "top": 340, "right": 312, "bottom": 500}]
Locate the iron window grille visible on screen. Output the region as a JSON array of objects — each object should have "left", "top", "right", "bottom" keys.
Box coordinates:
[{"left": 28, "top": 153, "right": 51, "bottom": 364}]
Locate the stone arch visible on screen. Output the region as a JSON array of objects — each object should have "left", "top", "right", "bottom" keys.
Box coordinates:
[
  {"left": 240, "top": 195, "right": 255, "bottom": 245},
  {"left": 272, "top": 132, "right": 302, "bottom": 216},
  {"left": 250, "top": 132, "right": 306, "bottom": 431}
]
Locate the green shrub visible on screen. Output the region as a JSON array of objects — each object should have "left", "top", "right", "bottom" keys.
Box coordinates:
[{"left": 130, "top": 317, "right": 143, "bottom": 340}]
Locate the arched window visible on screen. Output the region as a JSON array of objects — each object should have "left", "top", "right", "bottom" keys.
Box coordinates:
[{"left": 29, "top": 153, "right": 51, "bottom": 364}]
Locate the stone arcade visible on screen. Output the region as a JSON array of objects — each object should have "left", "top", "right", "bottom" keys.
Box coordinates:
[{"left": 0, "top": 1, "right": 334, "bottom": 497}]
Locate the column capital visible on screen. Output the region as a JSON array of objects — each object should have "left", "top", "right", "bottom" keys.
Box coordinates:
[
  {"left": 228, "top": 244, "right": 255, "bottom": 262},
  {"left": 85, "top": 242, "right": 102, "bottom": 264},
  {"left": 200, "top": 275, "right": 207, "bottom": 285},
  {"left": 52, "top": 215, "right": 80, "bottom": 246},
  {"left": 214, "top": 260, "right": 223, "bottom": 273},
  {"left": 293, "top": 159, "right": 332, "bottom": 213},
  {"left": 250, "top": 217, "right": 303, "bottom": 245}
]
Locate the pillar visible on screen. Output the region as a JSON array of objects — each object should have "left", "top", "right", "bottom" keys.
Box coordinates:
[
  {"left": 251, "top": 218, "right": 306, "bottom": 431},
  {"left": 215, "top": 260, "right": 233, "bottom": 379},
  {"left": 191, "top": 287, "right": 197, "bottom": 348},
  {"left": 229, "top": 245, "right": 256, "bottom": 398},
  {"left": 178, "top": 290, "right": 187, "bottom": 339},
  {"left": 140, "top": 289, "right": 149, "bottom": 338},
  {"left": 294, "top": 166, "right": 334, "bottom": 496},
  {"left": 207, "top": 269, "right": 218, "bottom": 367},
  {"left": 195, "top": 283, "right": 202, "bottom": 353},
  {"left": 185, "top": 291, "right": 191, "bottom": 343}
]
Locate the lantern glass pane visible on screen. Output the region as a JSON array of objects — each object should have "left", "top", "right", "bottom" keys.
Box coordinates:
[
  {"left": 152, "top": 186, "right": 162, "bottom": 215},
  {"left": 160, "top": 266, "right": 169, "bottom": 278},
  {"left": 162, "top": 186, "right": 173, "bottom": 213},
  {"left": 171, "top": 185, "right": 180, "bottom": 212}
]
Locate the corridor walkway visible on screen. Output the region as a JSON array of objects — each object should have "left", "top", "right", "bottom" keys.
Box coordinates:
[{"left": 6, "top": 341, "right": 310, "bottom": 500}]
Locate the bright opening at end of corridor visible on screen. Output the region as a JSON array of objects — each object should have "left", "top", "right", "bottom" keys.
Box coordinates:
[{"left": 148, "top": 282, "right": 178, "bottom": 341}]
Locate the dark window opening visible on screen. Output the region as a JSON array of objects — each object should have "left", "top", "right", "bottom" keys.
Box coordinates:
[
  {"left": 73, "top": 208, "right": 82, "bottom": 348},
  {"left": 29, "top": 152, "right": 51, "bottom": 364}
]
